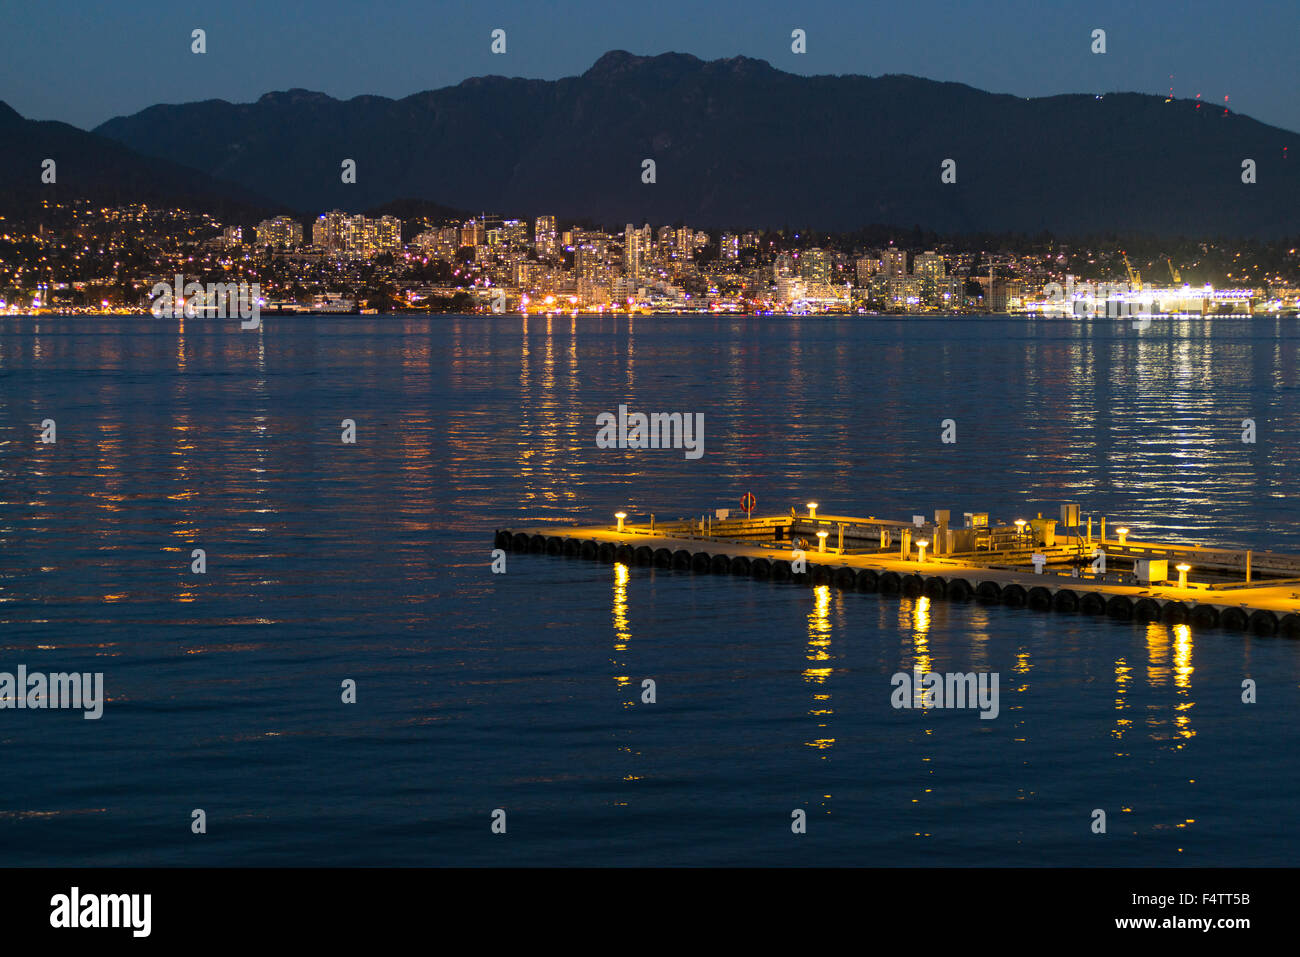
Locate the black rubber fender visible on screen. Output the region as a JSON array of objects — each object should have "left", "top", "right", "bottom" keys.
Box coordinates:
[
  {"left": 751, "top": 557, "right": 772, "bottom": 580},
  {"left": 1027, "top": 586, "right": 1052, "bottom": 611},
  {"left": 1106, "top": 596, "right": 1133, "bottom": 619},
  {"left": 1133, "top": 598, "right": 1162, "bottom": 622},
  {"left": 878, "top": 572, "right": 903, "bottom": 594},
  {"left": 923, "top": 577, "right": 948, "bottom": 599},
  {"left": 1161, "top": 601, "right": 1189, "bottom": 624},
  {"left": 1220, "top": 607, "right": 1249, "bottom": 631},
  {"left": 1002, "top": 584, "right": 1028, "bottom": 608},
  {"left": 1249, "top": 610, "right": 1278, "bottom": 636},
  {"left": 1190, "top": 604, "right": 1219, "bottom": 628},
  {"left": 946, "top": 578, "right": 973, "bottom": 601},
  {"left": 856, "top": 568, "right": 880, "bottom": 592},
  {"left": 901, "top": 574, "right": 924, "bottom": 597},
  {"left": 1079, "top": 592, "right": 1107, "bottom": 616},
  {"left": 1052, "top": 589, "right": 1079, "bottom": 612}
]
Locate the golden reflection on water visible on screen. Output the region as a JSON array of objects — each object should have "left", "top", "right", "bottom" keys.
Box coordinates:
[
  {"left": 509, "top": 316, "right": 607, "bottom": 510},
  {"left": 611, "top": 563, "right": 632, "bottom": 695},
  {"left": 804, "top": 585, "right": 834, "bottom": 754},
  {"left": 900, "top": 597, "right": 934, "bottom": 707},
  {"left": 1112, "top": 657, "right": 1132, "bottom": 744},
  {"left": 1146, "top": 623, "right": 1170, "bottom": 685},
  {"left": 1010, "top": 650, "right": 1031, "bottom": 741},
  {"left": 610, "top": 562, "right": 640, "bottom": 787},
  {"left": 1172, "top": 624, "right": 1194, "bottom": 693},
  {"left": 1171, "top": 624, "right": 1196, "bottom": 743},
  {"left": 1142, "top": 622, "right": 1197, "bottom": 745}
]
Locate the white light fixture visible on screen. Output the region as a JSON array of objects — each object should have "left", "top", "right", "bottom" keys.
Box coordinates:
[
  {"left": 816, "top": 530, "right": 828, "bottom": 552},
  {"left": 1176, "top": 562, "right": 1190, "bottom": 588},
  {"left": 1117, "top": 527, "right": 1130, "bottom": 545},
  {"left": 615, "top": 511, "right": 627, "bottom": 532},
  {"left": 916, "top": 539, "right": 929, "bottom": 563},
  {"left": 807, "top": 502, "right": 819, "bottom": 519}
]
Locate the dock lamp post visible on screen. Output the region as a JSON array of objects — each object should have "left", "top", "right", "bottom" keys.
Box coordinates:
[
  {"left": 615, "top": 511, "right": 627, "bottom": 532},
  {"left": 807, "top": 502, "right": 819, "bottom": 520},
  {"left": 916, "top": 539, "right": 929, "bottom": 563},
  {"left": 1014, "top": 519, "right": 1027, "bottom": 544},
  {"left": 1176, "top": 563, "right": 1190, "bottom": 588},
  {"left": 816, "top": 530, "right": 828, "bottom": 553},
  {"left": 1117, "top": 527, "right": 1130, "bottom": 545}
]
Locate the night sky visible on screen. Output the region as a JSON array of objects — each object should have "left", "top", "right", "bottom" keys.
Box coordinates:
[{"left": 3, "top": 0, "right": 1297, "bottom": 134}]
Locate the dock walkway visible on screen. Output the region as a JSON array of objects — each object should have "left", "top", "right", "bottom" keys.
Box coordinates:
[{"left": 494, "top": 508, "right": 1300, "bottom": 636}]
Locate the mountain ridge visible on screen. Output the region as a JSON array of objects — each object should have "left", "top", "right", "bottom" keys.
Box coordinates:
[
  {"left": 0, "top": 101, "right": 284, "bottom": 220},
  {"left": 18, "top": 51, "right": 1300, "bottom": 236}
]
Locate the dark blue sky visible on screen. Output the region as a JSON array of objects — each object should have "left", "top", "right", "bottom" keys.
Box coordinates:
[{"left": 4, "top": 0, "right": 1297, "bottom": 133}]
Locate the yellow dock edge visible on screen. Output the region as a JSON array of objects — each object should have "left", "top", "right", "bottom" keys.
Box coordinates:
[{"left": 493, "top": 522, "right": 1300, "bottom": 636}]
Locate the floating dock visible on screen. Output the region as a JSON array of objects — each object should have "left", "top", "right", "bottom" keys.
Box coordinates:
[{"left": 495, "top": 503, "right": 1300, "bottom": 636}]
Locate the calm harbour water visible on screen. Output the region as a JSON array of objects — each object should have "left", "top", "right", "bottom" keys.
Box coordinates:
[{"left": 1, "top": 313, "right": 1298, "bottom": 866}]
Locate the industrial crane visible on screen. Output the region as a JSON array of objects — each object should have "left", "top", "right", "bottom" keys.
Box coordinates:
[
  {"left": 1121, "top": 251, "right": 1142, "bottom": 291},
  {"left": 1167, "top": 258, "right": 1183, "bottom": 284}
]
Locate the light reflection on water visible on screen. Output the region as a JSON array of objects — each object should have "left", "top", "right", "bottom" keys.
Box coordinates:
[{"left": 0, "top": 314, "right": 1297, "bottom": 866}]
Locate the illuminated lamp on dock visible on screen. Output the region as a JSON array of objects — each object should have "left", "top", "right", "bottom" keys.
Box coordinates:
[
  {"left": 1176, "top": 563, "right": 1191, "bottom": 588},
  {"left": 615, "top": 511, "right": 627, "bottom": 532},
  {"left": 807, "top": 502, "right": 819, "bottom": 519},
  {"left": 816, "top": 530, "right": 828, "bottom": 552}
]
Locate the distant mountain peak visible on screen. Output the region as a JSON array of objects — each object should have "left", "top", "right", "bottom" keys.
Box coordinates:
[
  {"left": 0, "top": 100, "right": 26, "bottom": 126},
  {"left": 255, "top": 89, "right": 337, "bottom": 106},
  {"left": 585, "top": 49, "right": 717, "bottom": 76}
]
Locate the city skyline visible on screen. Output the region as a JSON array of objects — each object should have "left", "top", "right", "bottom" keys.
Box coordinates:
[{"left": 3, "top": 197, "right": 1293, "bottom": 316}]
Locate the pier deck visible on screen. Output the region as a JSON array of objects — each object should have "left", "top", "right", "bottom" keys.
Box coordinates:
[{"left": 494, "top": 507, "right": 1300, "bottom": 636}]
